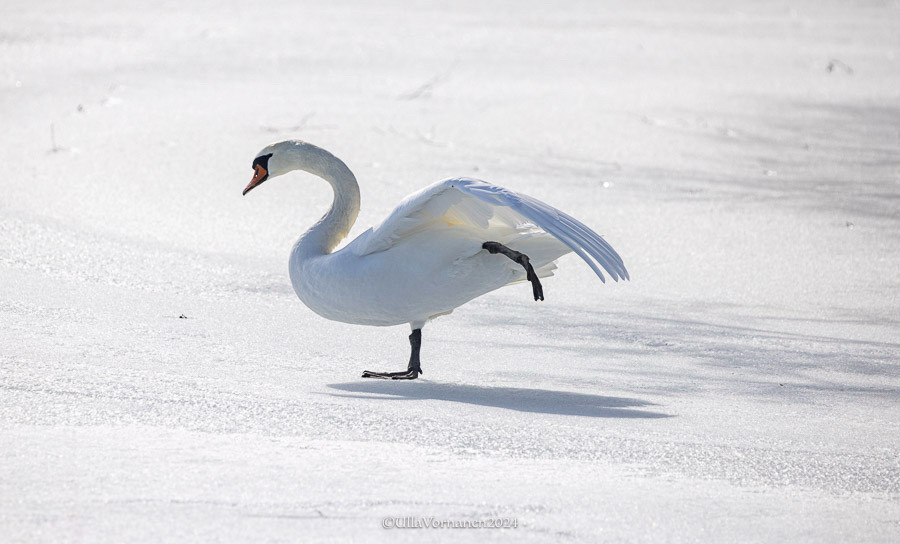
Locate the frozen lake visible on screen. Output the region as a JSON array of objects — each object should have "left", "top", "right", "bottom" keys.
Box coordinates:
[{"left": 1, "top": 1, "right": 898, "bottom": 541}]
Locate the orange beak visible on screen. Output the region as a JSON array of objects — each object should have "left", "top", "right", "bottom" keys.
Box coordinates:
[{"left": 243, "top": 164, "right": 268, "bottom": 195}]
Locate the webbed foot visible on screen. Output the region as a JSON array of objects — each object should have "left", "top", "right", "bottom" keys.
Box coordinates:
[{"left": 361, "top": 369, "right": 420, "bottom": 380}]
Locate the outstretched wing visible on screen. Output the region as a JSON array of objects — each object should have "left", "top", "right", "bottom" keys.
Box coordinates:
[{"left": 351, "top": 177, "right": 629, "bottom": 282}]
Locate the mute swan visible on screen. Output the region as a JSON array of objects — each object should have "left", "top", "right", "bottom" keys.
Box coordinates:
[{"left": 243, "top": 140, "right": 628, "bottom": 379}]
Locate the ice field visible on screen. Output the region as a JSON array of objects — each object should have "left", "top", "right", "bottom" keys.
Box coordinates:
[{"left": 1, "top": 0, "right": 899, "bottom": 541}]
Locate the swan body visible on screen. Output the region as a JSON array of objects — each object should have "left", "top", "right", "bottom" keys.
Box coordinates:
[{"left": 244, "top": 140, "right": 628, "bottom": 378}]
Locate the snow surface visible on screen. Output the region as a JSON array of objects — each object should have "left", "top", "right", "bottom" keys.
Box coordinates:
[{"left": 2, "top": 0, "right": 899, "bottom": 542}]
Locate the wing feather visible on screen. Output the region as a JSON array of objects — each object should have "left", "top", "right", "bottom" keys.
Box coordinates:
[{"left": 352, "top": 177, "right": 628, "bottom": 282}]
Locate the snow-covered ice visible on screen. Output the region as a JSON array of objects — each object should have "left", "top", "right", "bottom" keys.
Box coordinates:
[{"left": 1, "top": 0, "right": 898, "bottom": 542}]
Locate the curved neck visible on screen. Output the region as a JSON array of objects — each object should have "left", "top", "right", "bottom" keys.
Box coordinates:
[{"left": 287, "top": 143, "right": 361, "bottom": 257}]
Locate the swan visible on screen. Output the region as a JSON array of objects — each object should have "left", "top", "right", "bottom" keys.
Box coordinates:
[{"left": 243, "top": 140, "right": 628, "bottom": 379}]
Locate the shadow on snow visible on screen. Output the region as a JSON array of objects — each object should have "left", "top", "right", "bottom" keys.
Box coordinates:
[{"left": 327, "top": 381, "right": 672, "bottom": 419}]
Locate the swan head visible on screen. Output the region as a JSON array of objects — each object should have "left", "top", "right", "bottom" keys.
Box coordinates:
[
  {"left": 243, "top": 140, "right": 357, "bottom": 197},
  {"left": 242, "top": 141, "right": 301, "bottom": 196}
]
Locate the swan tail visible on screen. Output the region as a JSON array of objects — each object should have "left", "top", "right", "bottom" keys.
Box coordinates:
[
  {"left": 534, "top": 262, "right": 558, "bottom": 279},
  {"left": 504, "top": 232, "right": 570, "bottom": 268},
  {"left": 497, "top": 232, "right": 568, "bottom": 285}
]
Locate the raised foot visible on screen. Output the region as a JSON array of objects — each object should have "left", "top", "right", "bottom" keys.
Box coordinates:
[
  {"left": 361, "top": 369, "right": 420, "bottom": 380},
  {"left": 482, "top": 241, "right": 544, "bottom": 301},
  {"left": 525, "top": 266, "right": 544, "bottom": 301}
]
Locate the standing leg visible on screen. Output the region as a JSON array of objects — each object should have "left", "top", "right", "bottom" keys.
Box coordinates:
[
  {"left": 407, "top": 328, "right": 422, "bottom": 375},
  {"left": 362, "top": 329, "right": 423, "bottom": 380}
]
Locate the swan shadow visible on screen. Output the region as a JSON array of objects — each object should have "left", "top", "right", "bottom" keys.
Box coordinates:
[{"left": 327, "top": 381, "right": 672, "bottom": 419}]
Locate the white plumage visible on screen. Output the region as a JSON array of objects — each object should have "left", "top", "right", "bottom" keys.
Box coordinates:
[
  {"left": 353, "top": 177, "right": 628, "bottom": 279},
  {"left": 243, "top": 140, "right": 628, "bottom": 378}
]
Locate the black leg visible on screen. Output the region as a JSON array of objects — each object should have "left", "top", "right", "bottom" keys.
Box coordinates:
[
  {"left": 408, "top": 328, "right": 422, "bottom": 374},
  {"left": 482, "top": 241, "right": 544, "bottom": 301},
  {"left": 362, "top": 329, "right": 423, "bottom": 380}
]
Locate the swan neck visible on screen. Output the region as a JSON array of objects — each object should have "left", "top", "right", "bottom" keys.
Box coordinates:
[{"left": 288, "top": 144, "right": 361, "bottom": 257}]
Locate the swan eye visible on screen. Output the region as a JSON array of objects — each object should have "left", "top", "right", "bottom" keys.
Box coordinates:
[{"left": 252, "top": 152, "right": 273, "bottom": 171}]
